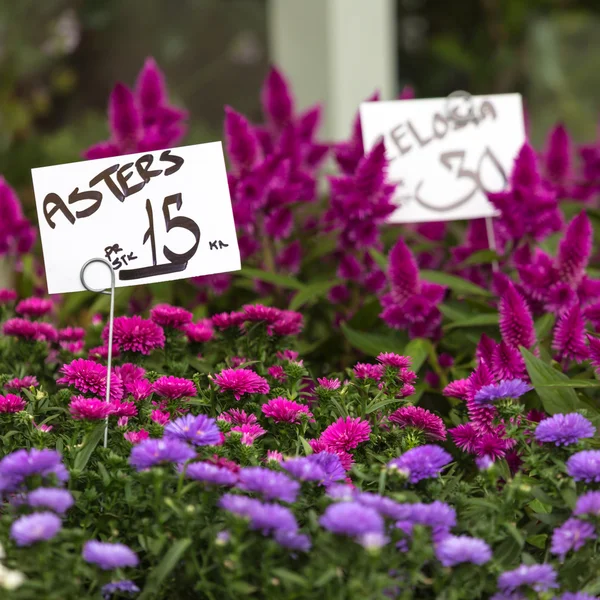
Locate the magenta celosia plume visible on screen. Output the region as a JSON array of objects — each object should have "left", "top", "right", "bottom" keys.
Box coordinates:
[{"left": 499, "top": 283, "right": 536, "bottom": 350}]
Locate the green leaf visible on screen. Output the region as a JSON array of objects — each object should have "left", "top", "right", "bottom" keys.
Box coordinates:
[
  {"left": 535, "top": 313, "right": 555, "bottom": 341},
  {"left": 421, "top": 270, "right": 492, "bottom": 297},
  {"left": 271, "top": 568, "right": 308, "bottom": 588},
  {"left": 73, "top": 423, "right": 106, "bottom": 471},
  {"left": 403, "top": 338, "right": 432, "bottom": 372},
  {"left": 521, "top": 347, "right": 580, "bottom": 415},
  {"left": 536, "top": 380, "right": 600, "bottom": 388},
  {"left": 314, "top": 567, "right": 339, "bottom": 587},
  {"left": 139, "top": 539, "right": 192, "bottom": 600},
  {"left": 237, "top": 267, "right": 305, "bottom": 291},
  {"left": 439, "top": 303, "right": 470, "bottom": 321},
  {"left": 299, "top": 436, "right": 314, "bottom": 456},
  {"left": 526, "top": 534, "right": 547, "bottom": 550},
  {"left": 369, "top": 248, "right": 388, "bottom": 270},
  {"left": 443, "top": 313, "right": 499, "bottom": 331},
  {"left": 458, "top": 248, "right": 501, "bottom": 267},
  {"left": 289, "top": 280, "right": 337, "bottom": 311},
  {"left": 366, "top": 396, "right": 402, "bottom": 414},
  {"left": 340, "top": 323, "right": 406, "bottom": 357}
]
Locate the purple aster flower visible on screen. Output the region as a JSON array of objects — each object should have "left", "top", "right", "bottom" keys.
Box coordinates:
[
  {"left": 435, "top": 535, "right": 492, "bottom": 567},
  {"left": 551, "top": 518, "right": 596, "bottom": 559},
  {"left": 555, "top": 594, "right": 599, "bottom": 600},
  {"left": 83, "top": 540, "right": 139, "bottom": 570},
  {"left": 164, "top": 414, "right": 221, "bottom": 446},
  {"left": 102, "top": 580, "right": 140, "bottom": 599},
  {"left": 320, "top": 502, "right": 384, "bottom": 538},
  {"left": 567, "top": 450, "right": 600, "bottom": 482},
  {"left": 574, "top": 491, "right": 600, "bottom": 517},
  {"left": 129, "top": 438, "right": 195, "bottom": 471},
  {"left": 327, "top": 484, "right": 355, "bottom": 501},
  {"left": 104, "top": 316, "right": 165, "bottom": 355},
  {"left": 354, "top": 493, "right": 413, "bottom": 521},
  {"left": 408, "top": 501, "right": 457, "bottom": 540},
  {"left": 185, "top": 462, "right": 238, "bottom": 486},
  {"left": 150, "top": 303, "right": 192, "bottom": 330},
  {"left": 498, "top": 564, "right": 558, "bottom": 593},
  {"left": 152, "top": 376, "right": 196, "bottom": 399},
  {"left": 282, "top": 457, "right": 326, "bottom": 482},
  {"left": 388, "top": 445, "right": 452, "bottom": 484},
  {"left": 11, "top": 512, "right": 62, "bottom": 546},
  {"left": 0, "top": 448, "right": 68, "bottom": 492},
  {"left": 535, "top": 413, "right": 595, "bottom": 446},
  {"left": 237, "top": 467, "right": 300, "bottom": 503},
  {"left": 474, "top": 379, "right": 533, "bottom": 405},
  {"left": 307, "top": 452, "right": 346, "bottom": 486},
  {"left": 273, "top": 529, "right": 312, "bottom": 552},
  {"left": 28, "top": 487, "right": 74, "bottom": 514},
  {"left": 219, "top": 494, "right": 298, "bottom": 533}
]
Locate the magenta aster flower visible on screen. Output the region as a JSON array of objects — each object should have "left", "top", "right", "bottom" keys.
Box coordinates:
[
  {"left": 129, "top": 438, "right": 195, "bottom": 471},
  {"left": 497, "top": 563, "right": 558, "bottom": 594},
  {"left": 535, "top": 413, "right": 595, "bottom": 446},
  {"left": 109, "top": 400, "right": 138, "bottom": 418},
  {"left": 230, "top": 423, "right": 266, "bottom": 446},
  {"left": 474, "top": 379, "right": 532, "bottom": 405},
  {"left": 377, "top": 353, "right": 412, "bottom": 368},
  {"left": 184, "top": 319, "right": 214, "bottom": 343},
  {"left": 218, "top": 409, "right": 257, "bottom": 426},
  {"left": 268, "top": 365, "right": 287, "bottom": 381},
  {"left": 388, "top": 406, "right": 447, "bottom": 441},
  {"left": 473, "top": 432, "right": 514, "bottom": 460},
  {"left": 450, "top": 423, "right": 478, "bottom": 453},
  {"left": 353, "top": 363, "right": 384, "bottom": 381},
  {"left": 34, "top": 322, "right": 58, "bottom": 343},
  {"left": 443, "top": 379, "right": 471, "bottom": 400},
  {"left": 237, "top": 466, "right": 300, "bottom": 503},
  {"left": 83, "top": 540, "right": 139, "bottom": 570},
  {"left": 113, "top": 364, "right": 145, "bottom": 385},
  {"left": 241, "top": 304, "right": 281, "bottom": 324},
  {"left": 567, "top": 450, "right": 600, "bottom": 482},
  {"left": 551, "top": 517, "right": 596, "bottom": 560},
  {"left": 261, "top": 397, "right": 313, "bottom": 424},
  {"left": 277, "top": 350, "right": 299, "bottom": 361},
  {"left": 15, "top": 297, "right": 53, "bottom": 318},
  {"left": 152, "top": 376, "right": 196, "bottom": 399},
  {"left": 320, "top": 416, "right": 371, "bottom": 452},
  {"left": 104, "top": 315, "right": 165, "bottom": 355},
  {"left": 435, "top": 535, "right": 492, "bottom": 567},
  {"left": 0, "top": 288, "right": 17, "bottom": 304},
  {"left": 28, "top": 487, "right": 74, "bottom": 514},
  {"left": 150, "top": 410, "right": 170, "bottom": 426},
  {"left": 164, "top": 414, "right": 221, "bottom": 446},
  {"left": 5, "top": 375, "right": 38, "bottom": 391},
  {"left": 574, "top": 491, "right": 600, "bottom": 517},
  {"left": 58, "top": 358, "right": 123, "bottom": 402},
  {"left": 124, "top": 379, "right": 152, "bottom": 401},
  {"left": 388, "top": 445, "right": 452, "bottom": 483},
  {"left": 268, "top": 310, "right": 303, "bottom": 336},
  {"left": 150, "top": 303, "right": 193, "bottom": 330},
  {"left": 317, "top": 377, "right": 341, "bottom": 390},
  {"left": 185, "top": 462, "right": 238, "bottom": 486},
  {"left": 0, "top": 394, "right": 26, "bottom": 413},
  {"left": 69, "top": 396, "right": 113, "bottom": 421},
  {"left": 11, "top": 512, "right": 62, "bottom": 547},
  {"left": 123, "top": 430, "right": 149, "bottom": 444},
  {"left": 3, "top": 317, "right": 38, "bottom": 340},
  {"left": 320, "top": 502, "right": 384, "bottom": 538},
  {"left": 58, "top": 327, "right": 85, "bottom": 342},
  {"left": 213, "top": 368, "right": 270, "bottom": 401}
]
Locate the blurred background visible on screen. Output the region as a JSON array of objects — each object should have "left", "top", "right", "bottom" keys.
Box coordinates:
[{"left": 1, "top": 0, "right": 600, "bottom": 214}]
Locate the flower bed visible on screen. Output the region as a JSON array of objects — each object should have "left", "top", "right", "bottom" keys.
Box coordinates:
[{"left": 1, "top": 60, "right": 600, "bottom": 599}]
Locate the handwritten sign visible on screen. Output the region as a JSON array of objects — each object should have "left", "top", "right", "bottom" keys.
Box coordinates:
[
  {"left": 359, "top": 93, "right": 525, "bottom": 223},
  {"left": 31, "top": 142, "right": 240, "bottom": 294}
]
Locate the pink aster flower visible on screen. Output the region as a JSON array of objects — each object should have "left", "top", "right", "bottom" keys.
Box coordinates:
[
  {"left": 103, "top": 316, "right": 165, "bottom": 355},
  {"left": 150, "top": 410, "right": 170, "bottom": 425},
  {"left": 377, "top": 353, "right": 412, "bottom": 368},
  {"left": 277, "top": 350, "right": 299, "bottom": 361},
  {"left": 58, "top": 327, "right": 86, "bottom": 342},
  {"left": 217, "top": 409, "right": 257, "bottom": 426},
  {"left": 320, "top": 417, "right": 371, "bottom": 452},
  {"left": 150, "top": 303, "right": 193, "bottom": 330},
  {"left": 231, "top": 423, "right": 266, "bottom": 445},
  {"left": 266, "top": 450, "right": 283, "bottom": 463},
  {"left": 212, "top": 312, "right": 244, "bottom": 330},
  {"left": 242, "top": 304, "right": 281, "bottom": 324},
  {"left": 0, "top": 394, "right": 26, "bottom": 413},
  {"left": 124, "top": 430, "right": 150, "bottom": 444},
  {"left": 388, "top": 406, "right": 447, "bottom": 441},
  {"left": 57, "top": 358, "right": 124, "bottom": 402},
  {"left": 268, "top": 365, "right": 287, "bottom": 381},
  {"left": 213, "top": 368, "right": 270, "bottom": 401},
  {"left": 117, "top": 417, "right": 129, "bottom": 427},
  {"left": 353, "top": 363, "right": 384, "bottom": 381},
  {"left": 69, "top": 396, "right": 113, "bottom": 420},
  {"left": 268, "top": 310, "right": 303, "bottom": 336},
  {"left": 34, "top": 322, "right": 58, "bottom": 343},
  {"left": 0, "top": 289, "right": 17, "bottom": 304},
  {"left": 34, "top": 422, "right": 53, "bottom": 433},
  {"left": 5, "top": 376, "right": 38, "bottom": 391},
  {"left": 443, "top": 379, "right": 470, "bottom": 400},
  {"left": 15, "top": 297, "right": 53, "bottom": 318},
  {"left": 152, "top": 376, "right": 196, "bottom": 399},
  {"left": 262, "top": 397, "right": 313, "bottom": 424},
  {"left": 3, "top": 318, "right": 38, "bottom": 340},
  {"left": 109, "top": 400, "right": 138, "bottom": 418},
  {"left": 124, "top": 379, "right": 152, "bottom": 401},
  {"left": 88, "top": 345, "right": 120, "bottom": 361},
  {"left": 60, "top": 340, "right": 85, "bottom": 354},
  {"left": 114, "top": 363, "right": 145, "bottom": 385},
  {"left": 184, "top": 319, "right": 214, "bottom": 343},
  {"left": 317, "top": 377, "right": 341, "bottom": 390}
]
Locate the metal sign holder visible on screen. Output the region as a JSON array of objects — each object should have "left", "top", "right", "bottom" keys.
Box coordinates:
[{"left": 79, "top": 258, "right": 115, "bottom": 449}]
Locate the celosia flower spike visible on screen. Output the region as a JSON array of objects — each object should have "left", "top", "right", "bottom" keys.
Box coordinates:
[{"left": 499, "top": 283, "right": 536, "bottom": 349}]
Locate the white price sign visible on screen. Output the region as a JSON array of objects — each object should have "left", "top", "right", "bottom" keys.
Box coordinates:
[
  {"left": 360, "top": 93, "right": 526, "bottom": 223},
  {"left": 32, "top": 142, "right": 240, "bottom": 294}
]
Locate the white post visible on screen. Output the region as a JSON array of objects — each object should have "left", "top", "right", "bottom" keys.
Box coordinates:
[{"left": 267, "top": 0, "right": 397, "bottom": 142}]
